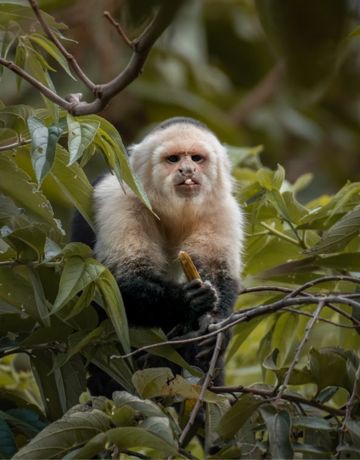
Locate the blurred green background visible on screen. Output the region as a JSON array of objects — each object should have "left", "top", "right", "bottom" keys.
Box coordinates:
[{"left": 1, "top": 0, "right": 360, "bottom": 202}]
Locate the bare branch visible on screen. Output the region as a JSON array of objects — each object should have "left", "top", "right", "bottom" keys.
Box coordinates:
[
  {"left": 336, "top": 363, "right": 360, "bottom": 457},
  {"left": 1, "top": 1, "right": 184, "bottom": 115},
  {"left": 28, "top": 0, "right": 96, "bottom": 91},
  {"left": 285, "top": 275, "right": 360, "bottom": 299},
  {"left": 210, "top": 384, "right": 344, "bottom": 417},
  {"left": 0, "top": 56, "right": 71, "bottom": 110},
  {"left": 276, "top": 300, "right": 325, "bottom": 401},
  {"left": 179, "top": 332, "right": 224, "bottom": 448},
  {"left": 283, "top": 307, "right": 356, "bottom": 329},
  {"left": 0, "top": 138, "right": 31, "bottom": 152},
  {"left": 116, "top": 293, "right": 360, "bottom": 359},
  {"left": 72, "top": 0, "right": 185, "bottom": 115},
  {"left": 104, "top": 10, "right": 134, "bottom": 49}
]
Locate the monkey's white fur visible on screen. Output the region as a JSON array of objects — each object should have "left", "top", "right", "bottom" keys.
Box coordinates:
[{"left": 93, "top": 122, "right": 244, "bottom": 282}]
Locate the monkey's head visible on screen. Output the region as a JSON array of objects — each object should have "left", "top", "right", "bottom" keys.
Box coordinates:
[{"left": 129, "top": 118, "right": 233, "bottom": 209}]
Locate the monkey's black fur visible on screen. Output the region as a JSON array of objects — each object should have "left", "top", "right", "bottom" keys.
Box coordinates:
[{"left": 71, "top": 212, "right": 236, "bottom": 397}]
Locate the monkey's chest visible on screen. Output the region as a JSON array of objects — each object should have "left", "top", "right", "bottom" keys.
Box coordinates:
[{"left": 165, "top": 256, "right": 187, "bottom": 284}]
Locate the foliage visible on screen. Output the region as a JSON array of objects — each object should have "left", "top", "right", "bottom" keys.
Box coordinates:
[{"left": 0, "top": 0, "right": 360, "bottom": 459}]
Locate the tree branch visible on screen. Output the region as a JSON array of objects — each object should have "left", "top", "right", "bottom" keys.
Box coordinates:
[
  {"left": 0, "top": 56, "right": 72, "bottom": 110},
  {"left": 116, "top": 293, "right": 360, "bottom": 359},
  {"left": 336, "top": 362, "right": 360, "bottom": 457},
  {"left": 0, "top": 138, "right": 31, "bottom": 152},
  {"left": 28, "top": 0, "right": 96, "bottom": 91},
  {"left": 276, "top": 299, "right": 325, "bottom": 400},
  {"left": 0, "top": 1, "right": 185, "bottom": 115},
  {"left": 179, "top": 332, "right": 224, "bottom": 448},
  {"left": 210, "top": 384, "right": 345, "bottom": 417},
  {"left": 104, "top": 10, "right": 134, "bottom": 49}
]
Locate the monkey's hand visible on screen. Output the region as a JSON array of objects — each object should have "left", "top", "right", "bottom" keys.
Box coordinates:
[
  {"left": 195, "top": 313, "right": 229, "bottom": 365},
  {"left": 183, "top": 279, "right": 219, "bottom": 325}
]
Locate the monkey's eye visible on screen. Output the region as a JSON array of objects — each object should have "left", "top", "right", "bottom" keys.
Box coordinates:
[
  {"left": 191, "top": 154, "right": 204, "bottom": 163},
  {"left": 167, "top": 155, "right": 180, "bottom": 163}
]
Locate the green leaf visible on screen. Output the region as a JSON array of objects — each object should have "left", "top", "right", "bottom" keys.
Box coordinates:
[
  {"left": 112, "top": 391, "right": 164, "bottom": 418},
  {"left": 309, "top": 205, "right": 360, "bottom": 254},
  {"left": 73, "top": 426, "right": 180, "bottom": 459},
  {"left": 26, "top": 267, "right": 50, "bottom": 327},
  {"left": 13, "top": 409, "right": 111, "bottom": 459},
  {"left": 292, "top": 416, "right": 333, "bottom": 431},
  {"left": 27, "top": 116, "right": 62, "bottom": 184},
  {"left": 0, "top": 146, "right": 60, "bottom": 236},
  {"left": 67, "top": 114, "right": 99, "bottom": 165},
  {"left": 142, "top": 416, "right": 175, "bottom": 446},
  {"left": 260, "top": 405, "right": 294, "bottom": 459},
  {"left": 55, "top": 326, "right": 105, "bottom": 368},
  {"left": 96, "top": 269, "right": 130, "bottom": 354},
  {"left": 79, "top": 115, "right": 152, "bottom": 212},
  {"left": 29, "top": 33, "right": 75, "bottom": 79},
  {"left": 130, "top": 328, "right": 202, "bottom": 377},
  {"left": 51, "top": 256, "right": 105, "bottom": 314},
  {"left": 0, "top": 267, "right": 38, "bottom": 318},
  {"left": 84, "top": 343, "right": 134, "bottom": 393},
  {"left": 217, "top": 394, "right": 263, "bottom": 440},
  {"left": 309, "top": 348, "right": 350, "bottom": 392},
  {"left": 46, "top": 145, "right": 94, "bottom": 230},
  {"left": 132, "top": 368, "right": 174, "bottom": 399}
]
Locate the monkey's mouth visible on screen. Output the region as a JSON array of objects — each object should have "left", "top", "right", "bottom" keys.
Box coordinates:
[
  {"left": 176, "top": 178, "right": 200, "bottom": 188},
  {"left": 175, "top": 177, "right": 201, "bottom": 195}
]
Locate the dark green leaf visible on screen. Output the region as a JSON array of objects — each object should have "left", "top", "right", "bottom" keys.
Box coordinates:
[
  {"left": 96, "top": 268, "right": 130, "bottom": 354},
  {"left": 112, "top": 391, "right": 164, "bottom": 418},
  {"left": 51, "top": 256, "right": 104, "bottom": 315},
  {"left": 309, "top": 205, "right": 360, "bottom": 254},
  {"left": 27, "top": 117, "right": 62, "bottom": 184},
  {"left": 29, "top": 33, "right": 75, "bottom": 79},
  {"left": 217, "top": 394, "right": 262, "bottom": 440},
  {"left": 130, "top": 328, "right": 202, "bottom": 377},
  {"left": 13, "top": 409, "right": 111, "bottom": 459},
  {"left": 46, "top": 145, "right": 94, "bottom": 230},
  {"left": 260, "top": 405, "right": 294, "bottom": 459},
  {"left": 74, "top": 426, "right": 181, "bottom": 459},
  {"left": 0, "top": 418, "right": 16, "bottom": 458}
]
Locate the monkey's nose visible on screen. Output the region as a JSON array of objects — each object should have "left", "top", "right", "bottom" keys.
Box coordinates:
[{"left": 179, "top": 166, "right": 195, "bottom": 176}]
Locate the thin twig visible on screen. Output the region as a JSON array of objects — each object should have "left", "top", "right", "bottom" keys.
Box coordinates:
[
  {"left": 104, "top": 11, "right": 134, "bottom": 49},
  {"left": 276, "top": 300, "right": 325, "bottom": 400},
  {"left": 210, "top": 384, "right": 344, "bottom": 417},
  {"left": 285, "top": 275, "right": 360, "bottom": 299},
  {"left": 179, "top": 333, "right": 224, "bottom": 448},
  {"left": 336, "top": 363, "right": 360, "bottom": 458},
  {"left": 28, "top": 0, "right": 96, "bottom": 91},
  {"left": 283, "top": 307, "right": 356, "bottom": 329},
  {"left": 0, "top": 56, "right": 71, "bottom": 109},
  {"left": 117, "top": 294, "right": 360, "bottom": 359},
  {"left": 1, "top": 1, "right": 184, "bottom": 115},
  {"left": 0, "top": 138, "right": 31, "bottom": 152}
]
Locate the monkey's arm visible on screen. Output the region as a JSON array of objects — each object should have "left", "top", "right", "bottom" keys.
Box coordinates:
[{"left": 117, "top": 269, "right": 217, "bottom": 331}]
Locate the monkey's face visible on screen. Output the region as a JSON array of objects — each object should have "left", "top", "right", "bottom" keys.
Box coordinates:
[
  {"left": 163, "top": 150, "right": 206, "bottom": 197},
  {"left": 130, "top": 123, "right": 231, "bottom": 205}
]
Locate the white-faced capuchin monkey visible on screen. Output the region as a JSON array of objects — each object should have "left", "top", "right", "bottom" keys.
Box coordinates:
[{"left": 72, "top": 117, "right": 245, "bottom": 396}]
